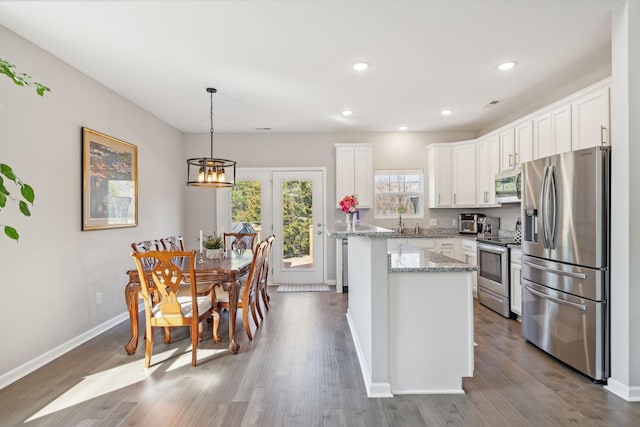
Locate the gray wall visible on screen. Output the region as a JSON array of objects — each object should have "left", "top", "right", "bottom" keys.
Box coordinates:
[{"left": 0, "top": 26, "right": 184, "bottom": 380}]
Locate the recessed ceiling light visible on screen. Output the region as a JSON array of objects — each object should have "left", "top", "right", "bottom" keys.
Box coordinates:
[
  {"left": 497, "top": 61, "right": 517, "bottom": 71},
  {"left": 342, "top": 110, "right": 353, "bottom": 116},
  {"left": 353, "top": 62, "right": 370, "bottom": 71},
  {"left": 441, "top": 109, "right": 453, "bottom": 116},
  {"left": 398, "top": 125, "right": 408, "bottom": 131}
]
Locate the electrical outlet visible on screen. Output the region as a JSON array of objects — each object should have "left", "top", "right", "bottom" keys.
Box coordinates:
[
  {"left": 96, "top": 292, "right": 102, "bottom": 305},
  {"left": 429, "top": 218, "right": 438, "bottom": 227}
]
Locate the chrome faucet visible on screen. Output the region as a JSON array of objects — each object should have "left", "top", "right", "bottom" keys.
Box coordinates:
[{"left": 397, "top": 213, "right": 405, "bottom": 234}]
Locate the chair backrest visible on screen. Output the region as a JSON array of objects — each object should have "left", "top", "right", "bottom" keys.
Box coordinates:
[
  {"left": 243, "top": 240, "right": 268, "bottom": 303},
  {"left": 132, "top": 250, "right": 197, "bottom": 318},
  {"left": 259, "top": 235, "right": 275, "bottom": 288},
  {"left": 161, "top": 236, "right": 185, "bottom": 251},
  {"left": 224, "top": 232, "right": 257, "bottom": 253},
  {"left": 131, "top": 240, "right": 162, "bottom": 270}
]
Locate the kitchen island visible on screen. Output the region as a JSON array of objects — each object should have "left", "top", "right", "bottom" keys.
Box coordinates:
[{"left": 329, "top": 223, "right": 477, "bottom": 396}]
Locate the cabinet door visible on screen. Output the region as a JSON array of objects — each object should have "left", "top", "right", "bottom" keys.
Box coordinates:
[
  {"left": 499, "top": 128, "right": 516, "bottom": 171},
  {"left": 572, "top": 87, "right": 610, "bottom": 150},
  {"left": 427, "top": 145, "right": 452, "bottom": 207},
  {"left": 515, "top": 120, "right": 534, "bottom": 166},
  {"left": 452, "top": 143, "right": 476, "bottom": 206},
  {"left": 354, "top": 146, "right": 373, "bottom": 207},
  {"left": 533, "top": 112, "right": 552, "bottom": 160},
  {"left": 476, "top": 136, "right": 500, "bottom": 206},
  {"left": 552, "top": 104, "right": 572, "bottom": 155},
  {"left": 336, "top": 146, "right": 355, "bottom": 207}
]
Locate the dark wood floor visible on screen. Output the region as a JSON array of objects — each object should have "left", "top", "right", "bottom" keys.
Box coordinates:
[{"left": 1, "top": 288, "right": 639, "bottom": 426}]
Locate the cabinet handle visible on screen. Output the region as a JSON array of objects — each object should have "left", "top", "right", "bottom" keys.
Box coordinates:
[
  {"left": 601, "top": 126, "right": 607, "bottom": 144},
  {"left": 515, "top": 152, "right": 519, "bottom": 165},
  {"left": 438, "top": 193, "right": 441, "bottom": 204},
  {"left": 509, "top": 153, "right": 513, "bottom": 167},
  {"left": 484, "top": 191, "right": 488, "bottom": 203},
  {"left": 454, "top": 193, "right": 457, "bottom": 204}
]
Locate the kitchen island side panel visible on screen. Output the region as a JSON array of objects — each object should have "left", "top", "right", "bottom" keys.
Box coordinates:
[{"left": 389, "top": 271, "right": 474, "bottom": 394}]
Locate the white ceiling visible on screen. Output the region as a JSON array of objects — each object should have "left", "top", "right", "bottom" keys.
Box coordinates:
[{"left": 0, "top": 0, "right": 621, "bottom": 134}]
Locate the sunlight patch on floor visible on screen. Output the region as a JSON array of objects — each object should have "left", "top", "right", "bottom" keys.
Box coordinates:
[
  {"left": 164, "top": 347, "right": 228, "bottom": 372},
  {"left": 25, "top": 349, "right": 178, "bottom": 422}
]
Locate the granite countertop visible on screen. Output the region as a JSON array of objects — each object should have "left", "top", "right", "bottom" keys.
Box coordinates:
[
  {"left": 387, "top": 245, "right": 478, "bottom": 273},
  {"left": 328, "top": 223, "right": 395, "bottom": 238}
]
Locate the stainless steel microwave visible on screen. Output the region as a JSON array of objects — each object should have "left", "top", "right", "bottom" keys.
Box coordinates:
[{"left": 495, "top": 169, "right": 521, "bottom": 203}]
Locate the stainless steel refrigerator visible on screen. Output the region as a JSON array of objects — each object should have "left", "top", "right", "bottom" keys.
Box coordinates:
[{"left": 521, "top": 146, "right": 610, "bottom": 382}]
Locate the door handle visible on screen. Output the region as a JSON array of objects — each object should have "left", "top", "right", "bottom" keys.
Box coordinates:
[
  {"left": 548, "top": 166, "right": 557, "bottom": 249},
  {"left": 524, "top": 284, "right": 587, "bottom": 311}
]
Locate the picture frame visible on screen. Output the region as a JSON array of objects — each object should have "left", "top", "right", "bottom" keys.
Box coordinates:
[{"left": 82, "top": 127, "right": 138, "bottom": 230}]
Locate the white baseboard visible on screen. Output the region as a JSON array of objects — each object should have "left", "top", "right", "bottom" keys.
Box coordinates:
[
  {"left": 605, "top": 378, "right": 640, "bottom": 401},
  {"left": 0, "top": 304, "right": 142, "bottom": 390},
  {"left": 345, "top": 310, "right": 393, "bottom": 398},
  {"left": 326, "top": 279, "right": 337, "bottom": 286}
]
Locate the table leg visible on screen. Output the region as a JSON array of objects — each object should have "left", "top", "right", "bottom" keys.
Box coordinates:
[
  {"left": 125, "top": 282, "right": 140, "bottom": 355},
  {"left": 227, "top": 279, "right": 241, "bottom": 354}
]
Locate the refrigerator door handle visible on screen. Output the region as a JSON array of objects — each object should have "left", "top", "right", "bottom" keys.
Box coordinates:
[
  {"left": 549, "top": 165, "right": 558, "bottom": 250},
  {"left": 524, "top": 284, "right": 587, "bottom": 311},
  {"left": 540, "top": 165, "right": 550, "bottom": 248},
  {"left": 523, "top": 259, "right": 588, "bottom": 279}
]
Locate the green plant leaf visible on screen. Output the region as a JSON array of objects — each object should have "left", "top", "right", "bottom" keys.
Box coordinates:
[
  {"left": 0, "top": 192, "right": 6, "bottom": 208},
  {"left": 0, "top": 165, "right": 16, "bottom": 181},
  {"left": 21, "top": 184, "right": 35, "bottom": 204},
  {"left": 19, "top": 200, "right": 31, "bottom": 217},
  {"left": 4, "top": 226, "right": 19, "bottom": 241}
]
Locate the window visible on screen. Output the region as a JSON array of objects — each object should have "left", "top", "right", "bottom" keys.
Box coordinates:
[{"left": 374, "top": 170, "right": 424, "bottom": 218}]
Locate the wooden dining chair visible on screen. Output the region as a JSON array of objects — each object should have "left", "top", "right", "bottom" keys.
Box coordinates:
[
  {"left": 213, "top": 240, "right": 267, "bottom": 341},
  {"left": 223, "top": 232, "right": 257, "bottom": 253},
  {"left": 256, "top": 234, "right": 275, "bottom": 320},
  {"left": 131, "top": 250, "right": 218, "bottom": 368}
]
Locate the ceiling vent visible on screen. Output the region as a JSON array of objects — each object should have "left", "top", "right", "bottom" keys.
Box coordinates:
[{"left": 484, "top": 100, "right": 500, "bottom": 107}]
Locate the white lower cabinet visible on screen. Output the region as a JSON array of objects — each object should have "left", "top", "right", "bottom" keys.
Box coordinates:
[
  {"left": 510, "top": 248, "right": 522, "bottom": 317},
  {"left": 435, "top": 238, "right": 457, "bottom": 259}
]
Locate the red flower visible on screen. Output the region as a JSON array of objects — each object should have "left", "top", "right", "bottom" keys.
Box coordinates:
[{"left": 339, "top": 195, "right": 358, "bottom": 213}]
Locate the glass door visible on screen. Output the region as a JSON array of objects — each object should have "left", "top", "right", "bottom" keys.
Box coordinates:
[{"left": 272, "top": 170, "right": 324, "bottom": 284}]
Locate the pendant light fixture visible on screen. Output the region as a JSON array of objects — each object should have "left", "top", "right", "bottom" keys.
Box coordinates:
[{"left": 186, "top": 87, "right": 236, "bottom": 187}]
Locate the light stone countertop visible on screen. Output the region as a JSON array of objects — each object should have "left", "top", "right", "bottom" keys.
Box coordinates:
[
  {"left": 328, "top": 223, "right": 395, "bottom": 238},
  {"left": 387, "top": 244, "right": 478, "bottom": 273}
]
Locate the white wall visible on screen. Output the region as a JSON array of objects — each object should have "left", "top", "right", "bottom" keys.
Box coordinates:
[
  {"left": 0, "top": 26, "right": 184, "bottom": 382},
  {"left": 608, "top": 0, "right": 640, "bottom": 400}
]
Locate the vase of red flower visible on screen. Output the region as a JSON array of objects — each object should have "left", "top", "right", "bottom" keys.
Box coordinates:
[{"left": 340, "top": 195, "right": 358, "bottom": 224}]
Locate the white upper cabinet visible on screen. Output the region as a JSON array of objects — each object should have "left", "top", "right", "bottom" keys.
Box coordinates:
[
  {"left": 427, "top": 144, "right": 452, "bottom": 208},
  {"left": 571, "top": 86, "right": 610, "bottom": 150},
  {"left": 335, "top": 144, "right": 373, "bottom": 208},
  {"left": 476, "top": 135, "right": 500, "bottom": 206},
  {"left": 452, "top": 142, "right": 476, "bottom": 206},
  {"left": 499, "top": 128, "right": 516, "bottom": 171},
  {"left": 514, "top": 120, "right": 534, "bottom": 167},
  {"left": 533, "top": 103, "right": 571, "bottom": 159}
]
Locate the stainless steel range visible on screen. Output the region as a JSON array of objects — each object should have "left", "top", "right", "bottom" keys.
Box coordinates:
[{"left": 477, "top": 236, "right": 516, "bottom": 318}]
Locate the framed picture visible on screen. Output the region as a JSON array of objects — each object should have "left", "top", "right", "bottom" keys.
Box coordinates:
[{"left": 82, "top": 127, "right": 138, "bottom": 230}]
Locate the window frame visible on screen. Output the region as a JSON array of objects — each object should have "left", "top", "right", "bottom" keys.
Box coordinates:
[{"left": 374, "top": 169, "right": 425, "bottom": 219}]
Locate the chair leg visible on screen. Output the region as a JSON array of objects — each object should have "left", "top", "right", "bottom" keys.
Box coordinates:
[
  {"left": 255, "top": 295, "right": 264, "bottom": 320},
  {"left": 191, "top": 323, "right": 198, "bottom": 367},
  {"left": 251, "top": 302, "right": 260, "bottom": 329},
  {"left": 144, "top": 326, "right": 154, "bottom": 369},
  {"left": 242, "top": 307, "right": 253, "bottom": 341},
  {"left": 212, "top": 310, "right": 221, "bottom": 343},
  {"left": 261, "top": 287, "right": 270, "bottom": 311},
  {"left": 163, "top": 327, "right": 171, "bottom": 344}
]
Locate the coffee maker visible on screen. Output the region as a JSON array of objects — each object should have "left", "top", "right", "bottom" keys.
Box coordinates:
[{"left": 477, "top": 217, "right": 500, "bottom": 238}]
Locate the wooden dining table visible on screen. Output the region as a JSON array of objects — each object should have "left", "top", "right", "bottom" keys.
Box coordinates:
[{"left": 124, "top": 250, "right": 254, "bottom": 355}]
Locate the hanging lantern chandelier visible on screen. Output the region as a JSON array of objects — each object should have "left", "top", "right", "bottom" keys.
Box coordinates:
[{"left": 186, "top": 88, "right": 236, "bottom": 188}]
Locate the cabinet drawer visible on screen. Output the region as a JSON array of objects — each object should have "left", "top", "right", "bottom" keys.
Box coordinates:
[
  {"left": 461, "top": 240, "right": 477, "bottom": 252},
  {"left": 436, "top": 239, "right": 456, "bottom": 249}
]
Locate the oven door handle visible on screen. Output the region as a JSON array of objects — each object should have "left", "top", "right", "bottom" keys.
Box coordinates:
[
  {"left": 477, "top": 245, "right": 507, "bottom": 255},
  {"left": 523, "top": 260, "right": 587, "bottom": 280},
  {"left": 524, "top": 284, "right": 587, "bottom": 311}
]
